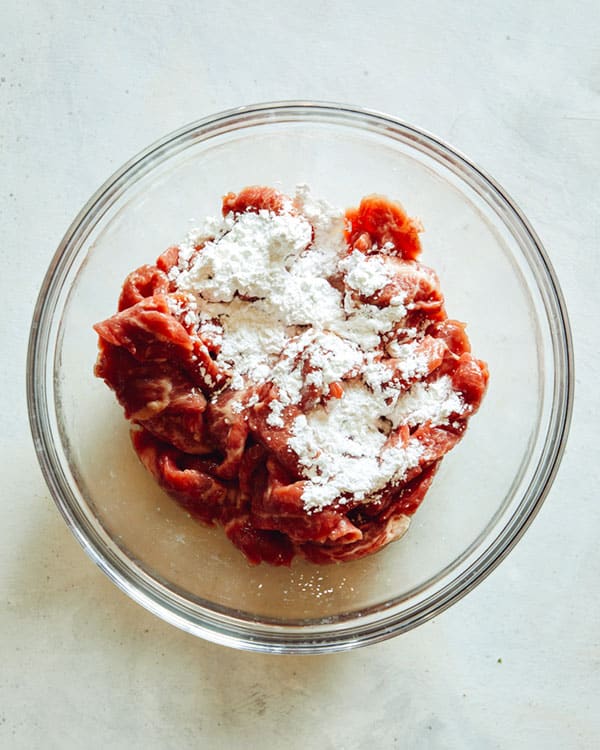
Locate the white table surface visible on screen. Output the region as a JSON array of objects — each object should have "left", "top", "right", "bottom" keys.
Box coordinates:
[{"left": 2, "top": 2, "right": 599, "bottom": 747}]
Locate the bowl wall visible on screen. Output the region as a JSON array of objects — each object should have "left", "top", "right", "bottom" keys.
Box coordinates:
[{"left": 29, "top": 103, "right": 572, "bottom": 652}]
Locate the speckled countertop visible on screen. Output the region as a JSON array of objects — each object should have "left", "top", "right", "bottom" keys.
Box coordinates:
[{"left": 2, "top": 2, "right": 599, "bottom": 747}]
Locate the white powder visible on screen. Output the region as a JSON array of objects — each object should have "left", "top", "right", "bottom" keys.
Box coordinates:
[
  {"left": 386, "top": 340, "right": 432, "bottom": 380},
  {"left": 263, "top": 330, "right": 363, "bottom": 426},
  {"left": 286, "top": 372, "right": 463, "bottom": 510},
  {"left": 176, "top": 209, "right": 312, "bottom": 302},
  {"left": 289, "top": 386, "right": 389, "bottom": 507},
  {"left": 337, "top": 296, "right": 408, "bottom": 350},
  {"left": 293, "top": 182, "right": 345, "bottom": 254},
  {"left": 390, "top": 376, "right": 464, "bottom": 427},
  {"left": 297, "top": 331, "right": 363, "bottom": 386},
  {"left": 361, "top": 354, "right": 396, "bottom": 394},
  {"left": 339, "top": 250, "right": 393, "bottom": 297},
  {"left": 288, "top": 385, "right": 426, "bottom": 510},
  {"left": 214, "top": 299, "right": 288, "bottom": 387},
  {"left": 266, "top": 400, "right": 285, "bottom": 428},
  {"left": 171, "top": 185, "right": 461, "bottom": 511}
]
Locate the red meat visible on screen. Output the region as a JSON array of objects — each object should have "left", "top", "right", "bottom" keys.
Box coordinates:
[
  {"left": 345, "top": 195, "right": 422, "bottom": 260},
  {"left": 94, "top": 187, "right": 489, "bottom": 566}
]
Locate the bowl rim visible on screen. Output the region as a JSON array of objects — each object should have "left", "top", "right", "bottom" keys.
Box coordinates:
[{"left": 27, "top": 100, "right": 574, "bottom": 654}]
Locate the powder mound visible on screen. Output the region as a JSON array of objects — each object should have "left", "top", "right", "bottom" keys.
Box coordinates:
[{"left": 94, "top": 185, "right": 489, "bottom": 565}]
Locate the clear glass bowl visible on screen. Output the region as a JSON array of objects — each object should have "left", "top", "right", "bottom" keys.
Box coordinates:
[{"left": 27, "top": 102, "right": 573, "bottom": 653}]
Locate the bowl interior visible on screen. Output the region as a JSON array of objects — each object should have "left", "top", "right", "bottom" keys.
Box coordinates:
[{"left": 38, "top": 107, "right": 564, "bottom": 646}]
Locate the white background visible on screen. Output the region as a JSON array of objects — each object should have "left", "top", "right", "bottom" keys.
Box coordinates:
[{"left": 2, "top": 2, "right": 599, "bottom": 747}]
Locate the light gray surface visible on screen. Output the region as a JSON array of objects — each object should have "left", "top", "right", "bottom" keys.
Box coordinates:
[{"left": 2, "top": 2, "right": 598, "bottom": 748}]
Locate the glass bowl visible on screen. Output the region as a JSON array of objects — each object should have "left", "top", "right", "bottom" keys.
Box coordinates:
[{"left": 27, "top": 102, "right": 573, "bottom": 653}]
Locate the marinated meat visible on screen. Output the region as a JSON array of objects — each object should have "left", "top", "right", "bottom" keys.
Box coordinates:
[{"left": 94, "top": 186, "right": 488, "bottom": 565}]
